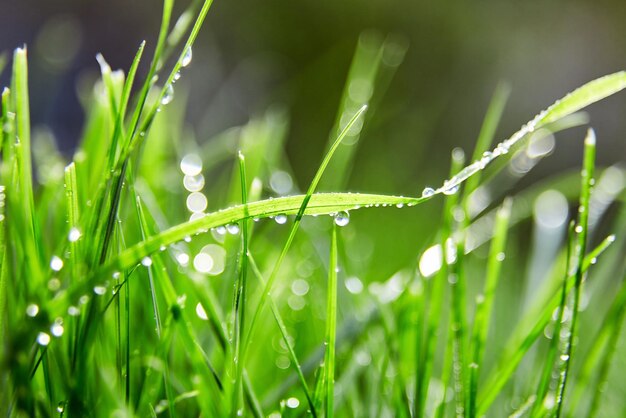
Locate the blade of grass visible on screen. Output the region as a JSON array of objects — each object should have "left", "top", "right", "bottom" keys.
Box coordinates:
[
  {"left": 11, "top": 47, "right": 43, "bottom": 282},
  {"left": 477, "top": 233, "right": 616, "bottom": 414},
  {"left": 585, "top": 270, "right": 626, "bottom": 418},
  {"left": 247, "top": 253, "right": 317, "bottom": 416},
  {"left": 208, "top": 106, "right": 362, "bottom": 360},
  {"left": 446, "top": 149, "right": 469, "bottom": 418},
  {"left": 530, "top": 221, "right": 575, "bottom": 417},
  {"left": 231, "top": 151, "right": 250, "bottom": 417},
  {"left": 554, "top": 128, "right": 596, "bottom": 418},
  {"left": 464, "top": 82, "right": 510, "bottom": 198},
  {"left": 467, "top": 197, "right": 512, "bottom": 417},
  {"left": 325, "top": 224, "right": 339, "bottom": 418},
  {"left": 416, "top": 148, "right": 464, "bottom": 417},
  {"left": 433, "top": 72, "right": 626, "bottom": 197}
]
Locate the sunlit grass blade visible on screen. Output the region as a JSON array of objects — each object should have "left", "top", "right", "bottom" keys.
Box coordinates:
[
  {"left": 554, "top": 128, "right": 596, "bottom": 417},
  {"left": 11, "top": 47, "right": 43, "bottom": 282},
  {"left": 416, "top": 148, "right": 464, "bottom": 417},
  {"left": 229, "top": 105, "right": 363, "bottom": 357},
  {"left": 583, "top": 270, "right": 626, "bottom": 418},
  {"left": 321, "top": 32, "right": 406, "bottom": 190},
  {"left": 248, "top": 252, "right": 317, "bottom": 416},
  {"left": 468, "top": 197, "right": 512, "bottom": 417},
  {"left": 324, "top": 224, "right": 339, "bottom": 418},
  {"left": 477, "top": 233, "right": 616, "bottom": 414},
  {"left": 231, "top": 151, "right": 250, "bottom": 417},
  {"left": 531, "top": 221, "right": 575, "bottom": 417},
  {"left": 445, "top": 149, "right": 469, "bottom": 417},
  {"left": 64, "top": 163, "right": 81, "bottom": 280},
  {"left": 432, "top": 72, "right": 626, "bottom": 197},
  {"left": 464, "top": 82, "right": 510, "bottom": 198}
]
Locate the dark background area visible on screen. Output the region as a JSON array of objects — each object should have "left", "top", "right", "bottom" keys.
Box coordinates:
[{"left": 2, "top": 0, "right": 626, "bottom": 279}]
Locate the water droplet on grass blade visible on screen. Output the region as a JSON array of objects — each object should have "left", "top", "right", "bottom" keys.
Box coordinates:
[
  {"left": 37, "top": 332, "right": 51, "bottom": 346},
  {"left": 226, "top": 223, "right": 240, "bottom": 234},
  {"left": 421, "top": 187, "right": 435, "bottom": 198},
  {"left": 334, "top": 211, "right": 350, "bottom": 226},
  {"left": 141, "top": 257, "right": 153, "bottom": 267},
  {"left": 181, "top": 46, "right": 192, "bottom": 67},
  {"left": 26, "top": 304, "right": 39, "bottom": 317},
  {"left": 161, "top": 84, "right": 174, "bottom": 105},
  {"left": 286, "top": 397, "right": 300, "bottom": 408},
  {"left": 275, "top": 214, "right": 287, "bottom": 224},
  {"left": 68, "top": 227, "right": 81, "bottom": 242},
  {"left": 51, "top": 321, "right": 64, "bottom": 337},
  {"left": 50, "top": 255, "right": 64, "bottom": 271},
  {"left": 195, "top": 302, "right": 208, "bottom": 320},
  {"left": 93, "top": 285, "right": 106, "bottom": 295}
]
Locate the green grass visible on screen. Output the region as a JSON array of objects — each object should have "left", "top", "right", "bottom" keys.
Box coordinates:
[{"left": 2, "top": 2, "right": 626, "bottom": 417}]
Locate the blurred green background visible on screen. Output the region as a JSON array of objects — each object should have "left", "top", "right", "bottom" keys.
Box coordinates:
[{"left": 2, "top": 0, "right": 626, "bottom": 282}]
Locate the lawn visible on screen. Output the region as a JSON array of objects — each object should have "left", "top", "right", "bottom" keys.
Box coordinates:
[{"left": 1, "top": 1, "right": 626, "bottom": 417}]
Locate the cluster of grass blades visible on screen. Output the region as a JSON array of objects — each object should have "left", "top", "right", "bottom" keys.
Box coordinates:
[{"left": 2, "top": 1, "right": 626, "bottom": 417}]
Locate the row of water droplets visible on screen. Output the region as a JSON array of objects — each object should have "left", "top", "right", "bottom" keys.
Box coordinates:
[
  {"left": 160, "top": 46, "right": 192, "bottom": 107},
  {"left": 421, "top": 112, "right": 546, "bottom": 199}
]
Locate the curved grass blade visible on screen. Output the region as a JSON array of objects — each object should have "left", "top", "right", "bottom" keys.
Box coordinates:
[
  {"left": 432, "top": 72, "right": 626, "bottom": 197},
  {"left": 46, "top": 191, "right": 426, "bottom": 314},
  {"left": 242, "top": 105, "right": 367, "bottom": 411}
]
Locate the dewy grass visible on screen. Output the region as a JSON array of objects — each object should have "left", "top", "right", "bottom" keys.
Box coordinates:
[{"left": 3, "top": 1, "right": 626, "bottom": 416}]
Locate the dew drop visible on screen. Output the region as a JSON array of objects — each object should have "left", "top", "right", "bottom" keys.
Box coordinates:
[
  {"left": 421, "top": 187, "right": 435, "bottom": 198},
  {"left": 575, "top": 225, "right": 583, "bottom": 233},
  {"left": 51, "top": 320, "right": 64, "bottom": 337},
  {"left": 161, "top": 84, "right": 174, "bottom": 105},
  {"left": 176, "top": 252, "right": 190, "bottom": 266},
  {"left": 560, "top": 354, "right": 570, "bottom": 362},
  {"left": 396, "top": 203, "right": 404, "bottom": 208},
  {"left": 141, "top": 256, "right": 153, "bottom": 267},
  {"left": 68, "top": 227, "right": 81, "bottom": 242},
  {"left": 215, "top": 225, "right": 227, "bottom": 235},
  {"left": 181, "top": 46, "right": 193, "bottom": 67},
  {"left": 57, "top": 402, "right": 65, "bottom": 413},
  {"left": 173, "top": 71, "right": 181, "bottom": 81},
  {"left": 193, "top": 252, "right": 214, "bottom": 273},
  {"left": 334, "top": 211, "right": 350, "bottom": 227},
  {"left": 180, "top": 154, "right": 203, "bottom": 176},
  {"left": 68, "top": 306, "right": 80, "bottom": 316},
  {"left": 195, "top": 302, "right": 208, "bottom": 320},
  {"left": 186, "top": 192, "right": 208, "bottom": 213},
  {"left": 442, "top": 183, "right": 459, "bottom": 195},
  {"left": 183, "top": 174, "right": 205, "bottom": 192},
  {"left": 37, "top": 332, "right": 51, "bottom": 346},
  {"left": 93, "top": 285, "right": 107, "bottom": 295},
  {"left": 50, "top": 255, "right": 64, "bottom": 272},
  {"left": 286, "top": 397, "right": 300, "bottom": 409},
  {"left": 26, "top": 304, "right": 39, "bottom": 317},
  {"left": 48, "top": 278, "right": 61, "bottom": 291},
  {"left": 226, "top": 223, "right": 240, "bottom": 235},
  {"left": 275, "top": 214, "right": 288, "bottom": 224}
]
